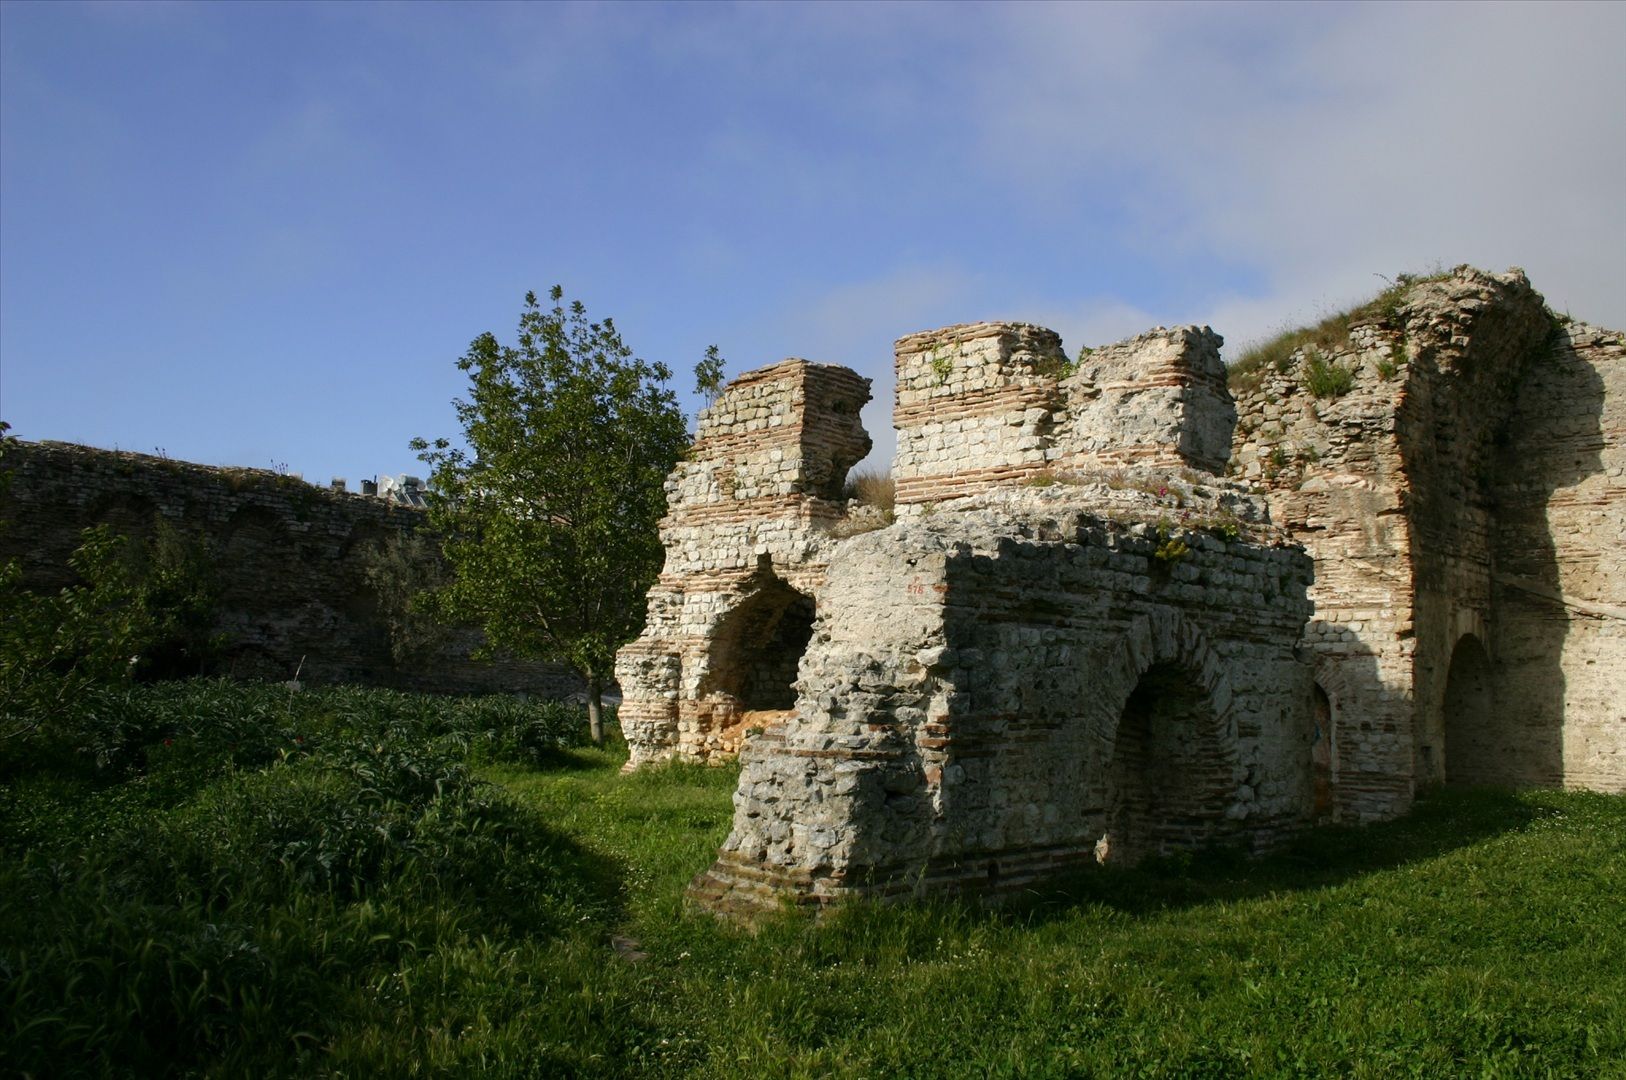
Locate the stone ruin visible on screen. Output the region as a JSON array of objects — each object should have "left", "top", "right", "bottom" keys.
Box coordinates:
[{"left": 615, "top": 266, "right": 1624, "bottom": 915}]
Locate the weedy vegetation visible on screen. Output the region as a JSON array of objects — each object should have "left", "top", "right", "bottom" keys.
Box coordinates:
[
  {"left": 1226, "top": 270, "right": 1448, "bottom": 395},
  {"left": 842, "top": 467, "right": 896, "bottom": 514},
  {"left": 3, "top": 680, "right": 1623, "bottom": 1078}
]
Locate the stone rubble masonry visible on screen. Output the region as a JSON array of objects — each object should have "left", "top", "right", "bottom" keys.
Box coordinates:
[
  {"left": 892, "top": 321, "right": 1233, "bottom": 506},
  {"left": 1490, "top": 321, "right": 1624, "bottom": 793},
  {"left": 1228, "top": 266, "right": 1624, "bottom": 815},
  {"left": 626, "top": 264, "right": 1622, "bottom": 915},
  {"left": 0, "top": 440, "right": 580, "bottom": 699},
  {"left": 614, "top": 360, "right": 873, "bottom": 769},
  {"left": 689, "top": 483, "right": 1316, "bottom": 914}
]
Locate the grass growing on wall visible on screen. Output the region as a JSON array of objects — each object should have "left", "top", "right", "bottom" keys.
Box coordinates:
[
  {"left": 4, "top": 682, "right": 1623, "bottom": 1077},
  {"left": 1226, "top": 271, "right": 1448, "bottom": 395}
]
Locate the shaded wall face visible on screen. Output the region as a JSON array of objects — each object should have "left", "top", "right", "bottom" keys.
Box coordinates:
[
  {"left": 1392, "top": 280, "right": 1551, "bottom": 786},
  {"left": 700, "top": 513, "right": 1316, "bottom": 911},
  {"left": 1441, "top": 634, "right": 1498, "bottom": 785},
  {"left": 1491, "top": 324, "right": 1626, "bottom": 793},
  {"left": 0, "top": 442, "right": 578, "bottom": 697},
  {"left": 1227, "top": 268, "right": 1595, "bottom": 812}
]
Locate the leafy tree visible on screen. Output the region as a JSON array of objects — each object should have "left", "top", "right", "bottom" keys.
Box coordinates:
[{"left": 412, "top": 287, "right": 690, "bottom": 744}]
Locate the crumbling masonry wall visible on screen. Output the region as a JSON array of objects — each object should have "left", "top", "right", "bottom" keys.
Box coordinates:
[
  {"left": 640, "top": 320, "right": 1324, "bottom": 914},
  {"left": 1229, "top": 267, "right": 1625, "bottom": 812},
  {"left": 1489, "top": 322, "right": 1625, "bottom": 791},
  {"left": 614, "top": 360, "right": 872, "bottom": 768},
  {"left": 892, "top": 322, "right": 1233, "bottom": 505},
  {"left": 621, "top": 266, "right": 1622, "bottom": 915},
  {"left": 691, "top": 489, "right": 1315, "bottom": 912},
  {"left": 0, "top": 441, "right": 578, "bottom": 697}
]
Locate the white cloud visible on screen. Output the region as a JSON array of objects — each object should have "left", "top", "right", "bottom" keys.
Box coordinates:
[{"left": 970, "top": 2, "right": 1626, "bottom": 345}]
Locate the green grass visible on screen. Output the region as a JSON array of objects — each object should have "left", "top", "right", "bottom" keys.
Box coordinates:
[{"left": 4, "top": 682, "right": 1624, "bottom": 1077}]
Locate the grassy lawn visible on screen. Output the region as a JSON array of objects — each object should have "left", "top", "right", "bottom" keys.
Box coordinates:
[{"left": 3, "top": 683, "right": 1623, "bottom": 1077}]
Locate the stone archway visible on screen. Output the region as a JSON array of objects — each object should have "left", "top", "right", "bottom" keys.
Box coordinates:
[
  {"left": 1097, "top": 614, "right": 1241, "bottom": 866},
  {"left": 696, "top": 572, "right": 817, "bottom": 741},
  {"left": 1443, "top": 633, "right": 1499, "bottom": 785}
]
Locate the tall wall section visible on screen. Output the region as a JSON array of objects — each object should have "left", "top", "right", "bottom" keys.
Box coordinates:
[
  {"left": 892, "top": 322, "right": 1233, "bottom": 506},
  {"left": 0, "top": 440, "right": 578, "bottom": 698},
  {"left": 1490, "top": 323, "right": 1626, "bottom": 792},
  {"left": 614, "top": 360, "right": 872, "bottom": 768},
  {"left": 1228, "top": 266, "right": 1623, "bottom": 812}
]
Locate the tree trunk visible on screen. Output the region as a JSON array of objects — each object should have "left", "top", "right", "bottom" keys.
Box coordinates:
[{"left": 586, "top": 673, "right": 604, "bottom": 746}]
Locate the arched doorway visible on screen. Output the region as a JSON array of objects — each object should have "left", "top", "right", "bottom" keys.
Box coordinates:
[
  {"left": 700, "top": 573, "right": 816, "bottom": 727},
  {"left": 1311, "top": 683, "right": 1336, "bottom": 821},
  {"left": 1100, "top": 660, "right": 1234, "bottom": 865},
  {"left": 1443, "top": 634, "right": 1499, "bottom": 785}
]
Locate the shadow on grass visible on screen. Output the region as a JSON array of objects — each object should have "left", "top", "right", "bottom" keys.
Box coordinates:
[
  {"left": 1005, "top": 786, "right": 1543, "bottom": 923},
  {"left": 521, "top": 745, "right": 622, "bottom": 772}
]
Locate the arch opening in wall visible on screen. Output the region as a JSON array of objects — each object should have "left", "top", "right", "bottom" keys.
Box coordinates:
[
  {"left": 1311, "top": 682, "right": 1336, "bottom": 822},
  {"left": 701, "top": 573, "right": 816, "bottom": 721},
  {"left": 1443, "top": 633, "right": 1501, "bottom": 786},
  {"left": 1100, "top": 660, "right": 1235, "bottom": 866}
]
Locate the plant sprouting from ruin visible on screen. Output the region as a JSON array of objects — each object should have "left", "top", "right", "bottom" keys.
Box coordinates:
[{"left": 694, "top": 344, "right": 727, "bottom": 406}]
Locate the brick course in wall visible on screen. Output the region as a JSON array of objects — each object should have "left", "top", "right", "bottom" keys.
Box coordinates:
[{"left": 892, "top": 322, "right": 1233, "bottom": 506}]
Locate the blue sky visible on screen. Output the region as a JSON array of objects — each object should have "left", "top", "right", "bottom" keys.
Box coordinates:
[{"left": 3, "top": 1, "right": 1622, "bottom": 483}]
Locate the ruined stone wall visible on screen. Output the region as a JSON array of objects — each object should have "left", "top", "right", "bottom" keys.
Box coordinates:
[
  {"left": 1393, "top": 271, "right": 1553, "bottom": 786},
  {"left": 692, "top": 484, "right": 1315, "bottom": 913},
  {"left": 0, "top": 441, "right": 579, "bottom": 698},
  {"left": 623, "top": 265, "right": 1620, "bottom": 916},
  {"left": 892, "top": 322, "right": 1232, "bottom": 506},
  {"left": 614, "top": 361, "right": 872, "bottom": 767},
  {"left": 1490, "top": 323, "right": 1626, "bottom": 793},
  {"left": 1229, "top": 267, "right": 1623, "bottom": 812}
]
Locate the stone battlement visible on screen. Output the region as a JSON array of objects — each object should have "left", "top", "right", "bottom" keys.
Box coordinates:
[{"left": 893, "top": 322, "right": 1233, "bottom": 506}]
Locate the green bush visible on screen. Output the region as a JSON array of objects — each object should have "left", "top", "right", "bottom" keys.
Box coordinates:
[
  {"left": 0, "top": 681, "right": 606, "bottom": 1077},
  {"left": 1303, "top": 352, "right": 1357, "bottom": 398}
]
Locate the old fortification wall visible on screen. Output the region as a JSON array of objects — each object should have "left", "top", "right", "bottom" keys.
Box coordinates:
[
  {"left": 614, "top": 360, "right": 873, "bottom": 767},
  {"left": 892, "top": 322, "right": 1232, "bottom": 505},
  {"left": 622, "top": 264, "right": 1620, "bottom": 914},
  {"left": 632, "top": 319, "right": 1329, "bottom": 914},
  {"left": 0, "top": 440, "right": 579, "bottom": 698}
]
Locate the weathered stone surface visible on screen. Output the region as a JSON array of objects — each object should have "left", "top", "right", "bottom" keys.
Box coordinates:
[
  {"left": 621, "top": 264, "right": 1624, "bottom": 915},
  {"left": 692, "top": 481, "right": 1315, "bottom": 913},
  {"left": 0, "top": 441, "right": 579, "bottom": 697},
  {"left": 614, "top": 360, "right": 873, "bottom": 768},
  {"left": 892, "top": 322, "right": 1233, "bottom": 506},
  {"left": 1229, "top": 267, "right": 1625, "bottom": 812}
]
